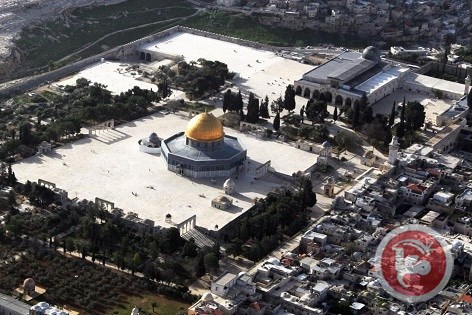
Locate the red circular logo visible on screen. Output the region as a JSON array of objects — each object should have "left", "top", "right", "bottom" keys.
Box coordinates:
[{"left": 375, "top": 225, "right": 453, "bottom": 303}]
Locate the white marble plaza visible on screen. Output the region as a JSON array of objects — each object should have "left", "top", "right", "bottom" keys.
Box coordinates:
[
  {"left": 142, "top": 32, "right": 313, "bottom": 101},
  {"left": 14, "top": 113, "right": 318, "bottom": 230}
]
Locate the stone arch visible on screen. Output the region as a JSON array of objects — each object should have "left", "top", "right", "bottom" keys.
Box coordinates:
[
  {"left": 139, "top": 52, "right": 145, "bottom": 60},
  {"left": 322, "top": 91, "right": 333, "bottom": 103},
  {"left": 335, "top": 95, "right": 343, "bottom": 106},
  {"left": 312, "top": 89, "right": 320, "bottom": 99},
  {"left": 145, "top": 53, "right": 151, "bottom": 62},
  {"left": 303, "top": 87, "right": 311, "bottom": 98},
  {"left": 345, "top": 98, "right": 352, "bottom": 107},
  {"left": 295, "top": 85, "right": 302, "bottom": 96}
]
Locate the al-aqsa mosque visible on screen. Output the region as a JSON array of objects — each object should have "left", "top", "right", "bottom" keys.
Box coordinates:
[{"left": 161, "top": 112, "right": 247, "bottom": 178}]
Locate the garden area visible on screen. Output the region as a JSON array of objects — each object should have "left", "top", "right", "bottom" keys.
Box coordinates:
[
  {"left": 225, "top": 177, "right": 316, "bottom": 262},
  {"left": 155, "top": 59, "right": 234, "bottom": 99},
  {"left": 0, "top": 246, "right": 193, "bottom": 315},
  {"left": 0, "top": 80, "right": 165, "bottom": 161},
  {"left": 107, "top": 294, "right": 189, "bottom": 315}
]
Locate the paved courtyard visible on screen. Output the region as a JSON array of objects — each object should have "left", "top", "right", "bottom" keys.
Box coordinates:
[
  {"left": 52, "top": 32, "right": 314, "bottom": 119},
  {"left": 13, "top": 112, "right": 318, "bottom": 230},
  {"left": 371, "top": 90, "right": 454, "bottom": 126}
]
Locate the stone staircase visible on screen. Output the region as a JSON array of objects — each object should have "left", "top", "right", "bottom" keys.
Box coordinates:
[{"left": 182, "top": 228, "right": 215, "bottom": 248}]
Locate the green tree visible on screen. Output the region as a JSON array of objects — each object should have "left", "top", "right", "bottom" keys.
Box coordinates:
[
  {"left": 19, "top": 123, "right": 33, "bottom": 145},
  {"left": 352, "top": 103, "right": 361, "bottom": 128},
  {"left": 160, "top": 227, "right": 184, "bottom": 253},
  {"left": 333, "top": 106, "right": 338, "bottom": 121},
  {"left": 389, "top": 101, "right": 396, "bottom": 127},
  {"left": 362, "top": 106, "right": 374, "bottom": 124},
  {"left": 204, "top": 253, "right": 219, "bottom": 272},
  {"left": 270, "top": 97, "right": 284, "bottom": 114},
  {"left": 273, "top": 112, "right": 280, "bottom": 131},
  {"left": 396, "top": 122, "right": 405, "bottom": 138},
  {"left": 301, "top": 177, "right": 316, "bottom": 208},
  {"left": 283, "top": 85, "right": 296, "bottom": 112},
  {"left": 260, "top": 96, "right": 270, "bottom": 118},
  {"left": 400, "top": 96, "right": 406, "bottom": 122},
  {"left": 226, "top": 239, "right": 243, "bottom": 257},
  {"left": 195, "top": 253, "right": 206, "bottom": 277},
  {"left": 235, "top": 91, "right": 244, "bottom": 113},
  {"left": 181, "top": 238, "right": 198, "bottom": 258},
  {"left": 157, "top": 79, "right": 172, "bottom": 99},
  {"left": 404, "top": 101, "right": 426, "bottom": 131},
  {"left": 212, "top": 242, "right": 221, "bottom": 260},
  {"left": 246, "top": 93, "right": 260, "bottom": 123},
  {"left": 305, "top": 99, "right": 328, "bottom": 122},
  {"left": 223, "top": 89, "right": 234, "bottom": 113},
  {"left": 334, "top": 131, "right": 358, "bottom": 152},
  {"left": 310, "top": 125, "right": 330, "bottom": 143},
  {"left": 360, "top": 92, "right": 368, "bottom": 108},
  {"left": 467, "top": 88, "right": 472, "bottom": 108},
  {"left": 6, "top": 164, "right": 16, "bottom": 186},
  {"left": 76, "top": 78, "right": 91, "bottom": 88}
]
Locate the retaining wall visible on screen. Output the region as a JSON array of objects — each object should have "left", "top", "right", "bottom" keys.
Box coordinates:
[{"left": 0, "top": 25, "right": 287, "bottom": 98}]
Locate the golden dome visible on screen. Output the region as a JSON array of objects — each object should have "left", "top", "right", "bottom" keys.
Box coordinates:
[{"left": 185, "top": 112, "right": 224, "bottom": 141}]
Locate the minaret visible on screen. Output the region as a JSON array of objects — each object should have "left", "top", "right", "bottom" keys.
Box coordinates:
[
  {"left": 388, "top": 136, "right": 400, "bottom": 165},
  {"left": 465, "top": 73, "right": 471, "bottom": 95}
]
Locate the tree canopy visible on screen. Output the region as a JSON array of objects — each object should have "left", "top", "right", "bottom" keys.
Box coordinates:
[
  {"left": 404, "top": 101, "right": 426, "bottom": 131},
  {"left": 283, "top": 85, "right": 296, "bottom": 112}
]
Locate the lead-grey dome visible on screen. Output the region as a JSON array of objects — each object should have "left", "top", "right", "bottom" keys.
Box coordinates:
[{"left": 362, "top": 46, "right": 381, "bottom": 63}]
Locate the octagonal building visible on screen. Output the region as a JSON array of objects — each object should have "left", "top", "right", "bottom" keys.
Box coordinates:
[{"left": 161, "top": 112, "right": 247, "bottom": 178}]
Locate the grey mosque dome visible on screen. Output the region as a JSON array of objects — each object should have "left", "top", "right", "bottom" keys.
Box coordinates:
[{"left": 362, "top": 46, "right": 381, "bottom": 63}]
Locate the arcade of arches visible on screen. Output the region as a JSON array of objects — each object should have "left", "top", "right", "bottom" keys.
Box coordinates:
[
  {"left": 139, "top": 51, "right": 152, "bottom": 62},
  {"left": 295, "top": 84, "right": 357, "bottom": 108}
]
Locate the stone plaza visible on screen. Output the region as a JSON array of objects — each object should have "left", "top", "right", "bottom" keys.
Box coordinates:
[{"left": 13, "top": 112, "right": 318, "bottom": 230}]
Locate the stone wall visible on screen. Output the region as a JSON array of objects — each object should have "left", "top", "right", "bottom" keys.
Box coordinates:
[{"left": 0, "top": 25, "right": 287, "bottom": 99}]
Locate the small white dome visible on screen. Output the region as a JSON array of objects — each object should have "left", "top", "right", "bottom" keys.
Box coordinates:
[
  {"left": 224, "top": 178, "right": 235, "bottom": 188},
  {"left": 202, "top": 292, "right": 214, "bottom": 302}
]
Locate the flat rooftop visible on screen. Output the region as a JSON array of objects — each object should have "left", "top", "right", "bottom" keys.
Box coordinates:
[
  {"left": 0, "top": 293, "right": 31, "bottom": 314},
  {"left": 302, "top": 51, "right": 377, "bottom": 84},
  {"left": 355, "top": 66, "right": 409, "bottom": 95},
  {"left": 13, "top": 113, "right": 317, "bottom": 230},
  {"left": 404, "top": 72, "right": 466, "bottom": 97}
]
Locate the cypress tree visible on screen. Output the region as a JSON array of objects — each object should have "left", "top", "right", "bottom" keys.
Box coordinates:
[
  {"left": 389, "top": 101, "right": 396, "bottom": 127},
  {"left": 333, "top": 106, "right": 338, "bottom": 121},
  {"left": 467, "top": 88, "right": 472, "bottom": 109},
  {"left": 352, "top": 103, "right": 361, "bottom": 128},
  {"left": 235, "top": 91, "right": 243, "bottom": 113},
  {"left": 400, "top": 97, "right": 406, "bottom": 123},
  {"left": 273, "top": 112, "right": 280, "bottom": 131}
]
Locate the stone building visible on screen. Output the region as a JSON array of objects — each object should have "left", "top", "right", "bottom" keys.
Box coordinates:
[{"left": 294, "top": 46, "right": 409, "bottom": 106}]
